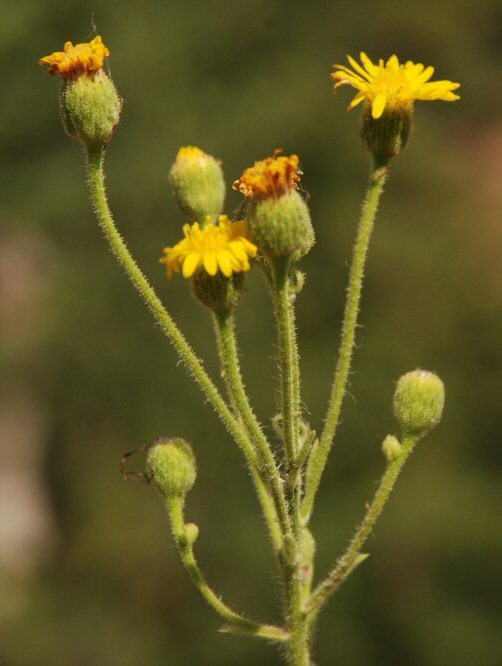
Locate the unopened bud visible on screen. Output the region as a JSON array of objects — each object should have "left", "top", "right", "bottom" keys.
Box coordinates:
[
  {"left": 60, "top": 71, "right": 122, "bottom": 148},
  {"left": 147, "top": 437, "right": 196, "bottom": 498},
  {"left": 393, "top": 369, "right": 445, "bottom": 435},
  {"left": 170, "top": 146, "right": 225, "bottom": 220},
  {"left": 184, "top": 523, "right": 199, "bottom": 546},
  {"left": 381, "top": 434, "right": 402, "bottom": 461},
  {"left": 40, "top": 36, "right": 121, "bottom": 148},
  {"left": 246, "top": 190, "right": 314, "bottom": 259},
  {"left": 233, "top": 151, "right": 314, "bottom": 260}
]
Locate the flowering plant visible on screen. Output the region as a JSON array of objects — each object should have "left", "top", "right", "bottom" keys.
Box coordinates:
[{"left": 41, "top": 37, "right": 458, "bottom": 665}]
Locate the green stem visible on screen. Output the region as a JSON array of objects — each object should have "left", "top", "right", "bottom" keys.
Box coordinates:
[
  {"left": 272, "top": 258, "right": 301, "bottom": 466},
  {"left": 285, "top": 493, "right": 310, "bottom": 666},
  {"left": 303, "top": 165, "right": 388, "bottom": 522},
  {"left": 85, "top": 145, "right": 259, "bottom": 471},
  {"left": 307, "top": 433, "right": 418, "bottom": 615},
  {"left": 270, "top": 259, "right": 310, "bottom": 665},
  {"left": 166, "top": 495, "right": 289, "bottom": 643},
  {"left": 212, "top": 309, "right": 292, "bottom": 550},
  {"left": 249, "top": 468, "right": 283, "bottom": 553}
]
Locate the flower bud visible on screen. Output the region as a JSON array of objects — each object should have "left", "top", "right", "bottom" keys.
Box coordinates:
[
  {"left": 381, "top": 434, "right": 402, "bottom": 461},
  {"left": 170, "top": 147, "right": 225, "bottom": 220},
  {"left": 184, "top": 523, "right": 199, "bottom": 546},
  {"left": 60, "top": 71, "right": 122, "bottom": 148},
  {"left": 147, "top": 437, "right": 196, "bottom": 498},
  {"left": 40, "top": 37, "right": 121, "bottom": 148},
  {"left": 233, "top": 151, "right": 314, "bottom": 260},
  {"left": 246, "top": 190, "right": 314, "bottom": 259},
  {"left": 393, "top": 369, "right": 445, "bottom": 435},
  {"left": 360, "top": 105, "right": 413, "bottom": 167}
]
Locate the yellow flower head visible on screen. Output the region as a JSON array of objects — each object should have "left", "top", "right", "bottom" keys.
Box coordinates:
[
  {"left": 175, "top": 146, "right": 206, "bottom": 163},
  {"left": 332, "top": 53, "right": 460, "bottom": 119},
  {"left": 39, "top": 35, "right": 109, "bottom": 79},
  {"left": 160, "top": 216, "right": 258, "bottom": 279},
  {"left": 233, "top": 150, "right": 301, "bottom": 198}
]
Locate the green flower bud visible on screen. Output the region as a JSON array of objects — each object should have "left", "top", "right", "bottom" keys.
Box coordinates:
[
  {"left": 170, "top": 146, "right": 225, "bottom": 220},
  {"left": 233, "top": 151, "right": 314, "bottom": 260},
  {"left": 381, "top": 434, "right": 402, "bottom": 461},
  {"left": 40, "top": 36, "right": 121, "bottom": 148},
  {"left": 147, "top": 437, "right": 196, "bottom": 498},
  {"left": 60, "top": 70, "right": 122, "bottom": 148},
  {"left": 184, "top": 523, "right": 199, "bottom": 546},
  {"left": 393, "top": 369, "right": 445, "bottom": 435},
  {"left": 246, "top": 190, "right": 314, "bottom": 259},
  {"left": 360, "top": 105, "right": 413, "bottom": 168}
]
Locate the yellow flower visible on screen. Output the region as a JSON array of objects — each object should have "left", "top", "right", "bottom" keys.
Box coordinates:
[
  {"left": 175, "top": 146, "right": 206, "bottom": 163},
  {"left": 160, "top": 216, "right": 257, "bottom": 279},
  {"left": 332, "top": 53, "right": 460, "bottom": 119},
  {"left": 233, "top": 150, "right": 301, "bottom": 198},
  {"left": 39, "top": 35, "right": 109, "bottom": 79}
]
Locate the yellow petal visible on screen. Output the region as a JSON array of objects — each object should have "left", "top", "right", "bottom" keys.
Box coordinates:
[
  {"left": 347, "top": 55, "right": 372, "bottom": 81},
  {"left": 417, "top": 65, "right": 434, "bottom": 83},
  {"left": 228, "top": 241, "right": 247, "bottom": 262},
  {"left": 372, "top": 93, "right": 387, "bottom": 119},
  {"left": 387, "top": 54, "right": 400, "bottom": 70},
  {"left": 360, "top": 52, "right": 378, "bottom": 76},
  {"left": 332, "top": 66, "right": 366, "bottom": 86},
  {"left": 202, "top": 252, "right": 218, "bottom": 276},
  {"left": 348, "top": 91, "right": 366, "bottom": 110},
  {"left": 182, "top": 252, "right": 200, "bottom": 278},
  {"left": 217, "top": 251, "right": 233, "bottom": 277},
  {"left": 240, "top": 237, "right": 258, "bottom": 256}
]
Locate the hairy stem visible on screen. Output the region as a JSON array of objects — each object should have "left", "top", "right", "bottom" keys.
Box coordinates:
[
  {"left": 85, "top": 145, "right": 260, "bottom": 470},
  {"left": 285, "top": 493, "right": 310, "bottom": 666},
  {"left": 271, "top": 259, "right": 310, "bottom": 665},
  {"left": 166, "top": 495, "right": 289, "bottom": 643},
  {"left": 307, "top": 433, "right": 418, "bottom": 615},
  {"left": 272, "top": 258, "right": 301, "bottom": 466},
  {"left": 212, "top": 309, "right": 292, "bottom": 550},
  {"left": 303, "top": 165, "right": 388, "bottom": 522}
]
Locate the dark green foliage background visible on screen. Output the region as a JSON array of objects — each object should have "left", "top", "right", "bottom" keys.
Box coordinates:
[{"left": 2, "top": 1, "right": 501, "bottom": 664}]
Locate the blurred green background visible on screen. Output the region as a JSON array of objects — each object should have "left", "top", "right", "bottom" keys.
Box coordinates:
[{"left": 1, "top": 0, "right": 501, "bottom": 664}]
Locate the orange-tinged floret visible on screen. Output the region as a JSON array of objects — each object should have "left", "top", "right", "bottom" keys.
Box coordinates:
[
  {"left": 40, "top": 35, "right": 109, "bottom": 79},
  {"left": 233, "top": 150, "right": 301, "bottom": 199}
]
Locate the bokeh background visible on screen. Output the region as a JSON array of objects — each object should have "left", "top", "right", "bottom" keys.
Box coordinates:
[{"left": 1, "top": 1, "right": 501, "bottom": 664}]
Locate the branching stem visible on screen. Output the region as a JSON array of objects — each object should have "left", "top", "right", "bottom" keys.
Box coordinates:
[
  {"left": 166, "top": 495, "right": 289, "bottom": 643},
  {"left": 85, "top": 145, "right": 260, "bottom": 471},
  {"left": 307, "top": 433, "right": 418, "bottom": 615},
  {"left": 271, "top": 258, "right": 310, "bottom": 666},
  {"left": 212, "top": 309, "right": 292, "bottom": 550}
]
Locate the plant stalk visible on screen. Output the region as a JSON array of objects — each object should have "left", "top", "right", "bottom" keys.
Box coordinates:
[
  {"left": 271, "top": 258, "right": 310, "bottom": 665},
  {"left": 212, "top": 308, "right": 292, "bottom": 550},
  {"left": 166, "top": 495, "right": 289, "bottom": 643},
  {"left": 85, "top": 145, "right": 260, "bottom": 471},
  {"left": 307, "top": 433, "right": 418, "bottom": 615},
  {"left": 303, "top": 165, "right": 388, "bottom": 522}
]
